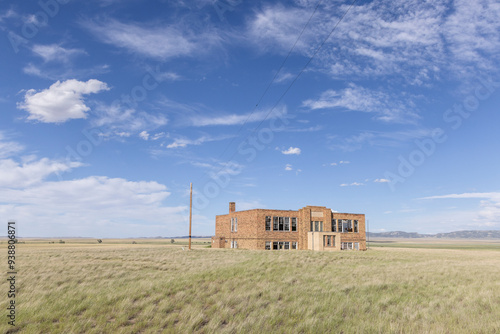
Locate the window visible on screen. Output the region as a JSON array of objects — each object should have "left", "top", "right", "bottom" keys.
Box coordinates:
[
  {"left": 271, "top": 241, "right": 296, "bottom": 250},
  {"left": 354, "top": 220, "right": 359, "bottom": 233},
  {"left": 265, "top": 216, "right": 271, "bottom": 231},
  {"left": 341, "top": 242, "right": 353, "bottom": 250},
  {"left": 272, "top": 216, "right": 297, "bottom": 231},
  {"left": 355, "top": 242, "right": 359, "bottom": 250},
  {"left": 332, "top": 219, "right": 336, "bottom": 232},
  {"left": 311, "top": 221, "right": 323, "bottom": 232},
  {"left": 339, "top": 219, "right": 352, "bottom": 233},
  {"left": 324, "top": 235, "right": 335, "bottom": 247},
  {"left": 231, "top": 240, "right": 238, "bottom": 248},
  {"left": 231, "top": 217, "right": 238, "bottom": 232}
]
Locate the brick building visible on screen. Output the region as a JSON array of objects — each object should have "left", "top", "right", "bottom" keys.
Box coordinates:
[{"left": 211, "top": 202, "right": 366, "bottom": 251}]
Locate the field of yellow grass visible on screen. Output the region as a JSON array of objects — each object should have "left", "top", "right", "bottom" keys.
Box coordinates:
[{"left": 1, "top": 239, "right": 499, "bottom": 333}]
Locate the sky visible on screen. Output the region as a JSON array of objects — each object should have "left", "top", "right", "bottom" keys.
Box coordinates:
[{"left": 1, "top": 0, "right": 500, "bottom": 237}]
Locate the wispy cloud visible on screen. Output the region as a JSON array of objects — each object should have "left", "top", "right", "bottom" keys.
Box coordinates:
[
  {"left": 303, "top": 83, "right": 419, "bottom": 123},
  {"left": 92, "top": 103, "right": 168, "bottom": 138},
  {"left": 18, "top": 79, "right": 110, "bottom": 123},
  {"left": 340, "top": 182, "right": 364, "bottom": 187},
  {"left": 82, "top": 18, "right": 223, "bottom": 60},
  {"left": 165, "top": 135, "right": 228, "bottom": 149},
  {"left": 0, "top": 133, "right": 24, "bottom": 159},
  {"left": 329, "top": 128, "right": 435, "bottom": 151},
  {"left": 32, "top": 44, "right": 86, "bottom": 63},
  {"left": 246, "top": 1, "right": 500, "bottom": 83}
]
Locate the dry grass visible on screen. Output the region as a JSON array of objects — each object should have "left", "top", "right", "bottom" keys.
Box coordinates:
[{"left": 1, "top": 241, "right": 499, "bottom": 333}]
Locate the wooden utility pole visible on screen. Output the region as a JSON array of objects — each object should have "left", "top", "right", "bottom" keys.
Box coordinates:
[{"left": 189, "top": 183, "right": 192, "bottom": 250}]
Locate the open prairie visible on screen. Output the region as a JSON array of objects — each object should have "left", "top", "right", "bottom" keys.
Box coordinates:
[{"left": 1, "top": 239, "right": 499, "bottom": 333}]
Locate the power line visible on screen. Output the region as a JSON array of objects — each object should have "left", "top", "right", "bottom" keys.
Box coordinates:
[
  {"left": 213, "top": 0, "right": 324, "bottom": 164},
  {"left": 199, "top": 0, "right": 357, "bottom": 183}
]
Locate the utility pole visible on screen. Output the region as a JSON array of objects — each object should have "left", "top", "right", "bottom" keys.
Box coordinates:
[{"left": 189, "top": 183, "right": 192, "bottom": 250}]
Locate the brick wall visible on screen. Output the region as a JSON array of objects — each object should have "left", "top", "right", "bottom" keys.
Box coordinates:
[{"left": 213, "top": 204, "right": 366, "bottom": 251}]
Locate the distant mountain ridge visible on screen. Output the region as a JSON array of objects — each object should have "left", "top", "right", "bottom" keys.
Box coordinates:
[{"left": 367, "top": 230, "right": 500, "bottom": 239}]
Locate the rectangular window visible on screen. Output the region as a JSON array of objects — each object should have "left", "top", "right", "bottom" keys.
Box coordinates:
[
  {"left": 231, "top": 218, "right": 234, "bottom": 232},
  {"left": 292, "top": 242, "right": 297, "bottom": 249},
  {"left": 325, "top": 235, "right": 331, "bottom": 247},
  {"left": 265, "top": 216, "right": 271, "bottom": 231},
  {"left": 234, "top": 218, "right": 237, "bottom": 232},
  {"left": 278, "top": 217, "right": 284, "bottom": 231},
  {"left": 354, "top": 220, "right": 359, "bottom": 233},
  {"left": 273, "top": 241, "right": 279, "bottom": 250},
  {"left": 338, "top": 219, "right": 342, "bottom": 232},
  {"left": 340, "top": 220, "right": 352, "bottom": 233},
  {"left": 265, "top": 241, "right": 271, "bottom": 250},
  {"left": 291, "top": 218, "right": 297, "bottom": 231},
  {"left": 284, "top": 242, "right": 290, "bottom": 250},
  {"left": 332, "top": 219, "right": 336, "bottom": 232},
  {"left": 284, "top": 217, "right": 290, "bottom": 231},
  {"left": 273, "top": 217, "right": 279, "bottom": 231},
  {"left": 355, "top": 242, "right": 359, "bottom": 250},
  {"left": 311, "top": 221, "right": 323, "bottom": 232}
]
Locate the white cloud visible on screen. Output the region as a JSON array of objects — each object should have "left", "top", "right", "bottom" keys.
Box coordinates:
[
  {"left": 82, "top": 18, "right": 222, "bottom": 60},
  {"left": 92, "top": 103, "right": 168, "bottom": 138},
  {"left": 282, "top": 147, "right": 301, "bottom": 155},
  {"left": 247, "top": 1, "right": 500, "bottom": 82},
  {"left": 18, "top": 79, "right": 109, "bottom": 123},
  {"left": 32, "top": 44, "right": 86, "bottom": 63},
  {"left": 285, "top": 164, "right": 293, "bottom": 171},
  {"left": 340, "top": 182, "right": 364, "bottom": 187},
  {"left": 0, "top": 133, "right": 24, "bottom": 159},
  {"left": 189, "top": 106, "right": 287, "bottom": 127},
  {"left": 139, "top": 131, "right": 150, "bottom": 140},
  {"left": 303, "top": 83, "right": 419, "bottom": 123},
  {"left": 0, "top": 158, "right": 82, "bottom": 188},
  {"left": 166, "top": 135, "right": 226, "bottom": 149},
  {"left": 339, "top": 161, "right": 350, "bottom": 164},
  {"left": 0, "top": 175, "right": 190, "bottom": 237},
  {"left": 330, "top": 128, "right": 434, "bottom": 151},
  {"left": 419, "top": 192, "right": 500, "bottom": 229},
  {"left": 374, "top": 178, "right": 390, "bottom": 183}
]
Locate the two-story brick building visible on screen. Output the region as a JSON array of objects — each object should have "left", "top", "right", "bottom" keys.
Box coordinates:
[{"left": 211, "top": 202, "right": 366, "bottom": 251}]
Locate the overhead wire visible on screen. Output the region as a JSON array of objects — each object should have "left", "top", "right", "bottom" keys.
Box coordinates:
[
  {"left": 198, "top": 0, "right": 358, "bottom": 184},
  {"left": 213, "top": 0, "right": 324, "bottom": 164}
]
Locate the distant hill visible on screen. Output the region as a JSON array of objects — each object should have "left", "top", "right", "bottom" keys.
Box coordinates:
[{"left": 367, "top": 230, "right": 500, "bottom": 239}]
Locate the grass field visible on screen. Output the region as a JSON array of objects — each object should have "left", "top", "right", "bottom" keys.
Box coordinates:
[{"left": 1, "top": 239, "right": 499, "bottom": 333}]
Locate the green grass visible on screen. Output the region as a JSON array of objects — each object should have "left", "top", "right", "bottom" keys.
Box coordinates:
[
  {"left": 1, "top": 242, "right": 500, "bottom": 333},
  {"left": 369, "top": 241, "right": 500, "bottom": 250}
]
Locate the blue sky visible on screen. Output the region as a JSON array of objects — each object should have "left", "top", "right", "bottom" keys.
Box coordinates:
[{"left": 1, "top": 0, "right": 500, "bottom": 237}]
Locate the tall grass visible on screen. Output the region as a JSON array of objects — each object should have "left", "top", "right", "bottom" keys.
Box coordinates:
[{"left": 1, "top": 243, "right": 499, "bottom": 333}]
